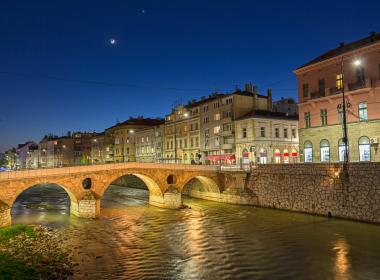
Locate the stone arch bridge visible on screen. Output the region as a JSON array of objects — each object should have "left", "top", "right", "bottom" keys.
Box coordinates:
[{"left": 0, "top": 163, "right": 246, "bottom": 228}]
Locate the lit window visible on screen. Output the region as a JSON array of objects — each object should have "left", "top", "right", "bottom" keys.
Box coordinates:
[
  {"left": 336, "top": 74, "right": 343, "bottom": 90},
  {"left": 214, "top": 113, "right": 220, "bottom": 121},
  {"left": 214, "top": 126, "right": 221, "bottom": 134},
  {"left": 358, "top": 102, "right": 368, "bottom": 121},
  {"left": 304, "top": 141, "right": 313, "bottom": 163},
  {"left": 338, "top": 138, "right": 349, "bottom": 162},
  {"left": 358, "top": 136, "right": 370, "bottom": 161},
  {"left": 320, "top": 139, "right": 330, "bottom": 162}
]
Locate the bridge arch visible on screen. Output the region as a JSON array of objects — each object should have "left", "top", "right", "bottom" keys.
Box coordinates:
[{"left": 181, "top": 175, "right": 221, "bottom": 202}]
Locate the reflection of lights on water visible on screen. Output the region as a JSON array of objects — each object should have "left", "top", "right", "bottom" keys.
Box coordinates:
[{"left": 333, "top": 237, "right": 351, "bottom": 278}]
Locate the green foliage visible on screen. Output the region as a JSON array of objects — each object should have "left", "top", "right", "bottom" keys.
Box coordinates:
[
  {"left": 80, "top": 154, "right": 90, "bottom": 165},
  {"left": 0, "top": 225, "right": 36, "bottom": 243},
  {"left": 0, "top": 253, "right": 37, "bottom": 280}
]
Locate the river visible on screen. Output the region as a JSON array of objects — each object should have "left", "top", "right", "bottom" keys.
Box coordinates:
[{"left": 11, "top": 184, "right": 380, "bottom": 280}]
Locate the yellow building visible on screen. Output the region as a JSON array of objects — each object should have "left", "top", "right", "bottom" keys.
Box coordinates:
[
  {"left": 164, "top": 104, "right": 201, "bottom": 164},
  {"left": 105, "top": 117, "right": 164, "bottom": 162},
  {"left": 235, "top": 110, "right": 299, "bottom": 165}
]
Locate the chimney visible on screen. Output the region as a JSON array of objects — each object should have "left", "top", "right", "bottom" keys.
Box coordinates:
[
  {"left": 252, "top": 85, "right": 258, "bottom": 109},
  {"left": 245, "top": 83, "right": 253, "bottom": 93},
  {"left": 267, "top": 88, "right": 273, "bottom": 111}
]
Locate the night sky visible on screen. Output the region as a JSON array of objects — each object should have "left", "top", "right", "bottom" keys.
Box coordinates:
[{"left": 1, "top": 0, "right": 379, "bottom": 151}]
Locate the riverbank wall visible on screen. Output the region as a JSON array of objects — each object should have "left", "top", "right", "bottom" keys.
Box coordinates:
[{"left": 243, "top": 163, "right": 380, "bottom": 224}]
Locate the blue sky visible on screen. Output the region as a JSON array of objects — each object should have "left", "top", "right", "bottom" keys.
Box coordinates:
[{"left": 1, "top": 0, "right": 379, "bottom": 151}]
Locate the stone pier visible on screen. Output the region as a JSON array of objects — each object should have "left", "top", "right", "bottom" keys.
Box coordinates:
[
  {"left": 0, "top": 202, "right": 11, "bottom": 228},
  {"left": 70, "top": 191, "right": 100, "bottom": 218}
]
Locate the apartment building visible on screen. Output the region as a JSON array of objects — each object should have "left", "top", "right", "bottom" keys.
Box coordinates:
[
  {"left": 135, "top": 124, "right": 165, "bottom": 162},
  {"left": 235, "top": 110, "right": 299, "bottom": 165},
  {"left": 294, "top": 32, "right": 380, "bottom": 162},
  {"left": 164, "top": 104, "right": 201, "bottom": 164},
  {"left": 105, "top": 117, "right": 164, "bottom": 162},
  {"left": 199, "top": 83, "right": 272, "bottom": 165}
]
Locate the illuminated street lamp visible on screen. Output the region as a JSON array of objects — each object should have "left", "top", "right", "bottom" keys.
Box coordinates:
[{"left": 338, "top": 57, "right": 362, "bottom": 166}]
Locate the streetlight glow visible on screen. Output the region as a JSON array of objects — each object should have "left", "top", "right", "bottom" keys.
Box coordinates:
[
  {"left": 184, "top": 112, "right": 189, "bottom": 118},
  {"left": 353, "top": 59, "right": 361, "bottom": 66}
]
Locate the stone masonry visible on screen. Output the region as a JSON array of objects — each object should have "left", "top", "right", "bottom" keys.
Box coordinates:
[{"left": 246, "top": 163, "right": 380, "bottom": 223}]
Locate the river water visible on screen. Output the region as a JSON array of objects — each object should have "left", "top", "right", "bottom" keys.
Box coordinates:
[{"left": 11, "top": 184, "right": 380, "bottom": 280}]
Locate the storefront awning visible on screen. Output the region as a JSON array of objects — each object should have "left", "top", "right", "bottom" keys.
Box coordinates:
[{"left": 206, "top": 154, "right": 236, "bottom": 161}]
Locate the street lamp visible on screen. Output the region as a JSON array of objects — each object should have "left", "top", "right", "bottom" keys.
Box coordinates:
[{"left": 338, "top": 57, "right": 362, "bottom": 166}]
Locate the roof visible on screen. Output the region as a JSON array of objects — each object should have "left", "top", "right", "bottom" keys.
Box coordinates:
[
  {"left": 106, "top": 118, "right": 165, "bottom": 130},
  {"left": 236, "top": 109, "right": 298, "bottom": 121},
  {"left": 185, "top": 90, "right": 268, "bottom": 108},
  {"left": 297, "top": 32, "right": 380, "bottom": 70}
]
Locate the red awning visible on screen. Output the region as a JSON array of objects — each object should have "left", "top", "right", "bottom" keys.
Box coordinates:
[
  {"left": 291, "top": 152, "right": 297, "bottom": 157},
  {"left": 206, "top": 154, "right": 236, "bottom": 161},
  {"left": 275, "top": 152, "right": 281, "bottom": 157},
  {"left": 284, "top": 152, "right": 289, "bottom": 157}
]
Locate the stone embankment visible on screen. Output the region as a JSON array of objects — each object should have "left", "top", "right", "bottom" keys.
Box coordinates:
[{"left": 245, "top": 163, "right": 380, "bottom": 223}]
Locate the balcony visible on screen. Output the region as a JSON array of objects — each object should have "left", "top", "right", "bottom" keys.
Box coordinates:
[
  {"left": 310, "top": 90, "right": 326, "bottom": 99},
  {"left": 348, "top": 77, "right": 372, "bottom": 91}
]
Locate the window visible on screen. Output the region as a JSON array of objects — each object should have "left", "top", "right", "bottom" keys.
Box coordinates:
[
  {"left": 358, "top": 102, "right": 368, "bottom": 121},
  {"left": 338, "top": 108, "right": 344, "bottom": 124},
  {"left": 141, "top": 137, "right": 144, "bottom": 143},
  {"left": 167, "top": 142, "right": 169, "bottom": 149},
  {"left": 170, "top": 141, "right": 173, "bottom": 149},
  {"left": 215, "top": 136, "right": 220, "bottom": 146},
  {"left": 304, "top": 112, "right": 311, "bottom": 128},
  {"left": 203, "top": 105, "right": 209, "bottom": 112},
  {"left": 223, "top": 111, "right": 232, "bottom": 118},
  {"left": 146, "top": 136, "right": 149, "bottom": 142},
  {"left": 223, "top": 123, "right": 232, "bottom": 131},
  {"left": 184, "top": 139, "right": 187, "bottom": 148},
  {"left": 195, "top": 137, "right": 199, "bottom": 147},
  {"left": 338, "top": 138, "right": 349, "bottom": 162},
  {"left": 242, "top": 128, "right": 247, "bottom": 138},
  {"left": 304, "top": 141, "right": 313, "bottom": 162},
  {"left": 358, "top": 136, "right": 371, "bottom": 162},
  {"left": 260, "top": 127, "right": 265, "bottom": 137},
  {"left": 213, "top": 102, "right": 220, "bottom": 109},
  {"left": 291, "top": 129, "right": 296, "bottom": 138},
  {"left": 259, "top": 148, "right": 267, "bottom": 164},
  {"left": 284, "top": 128, "right": 288, "bottom": 138},
  {"left": 274, "top": 149, "right": 281, "bottom": 163},
  {"left": 302, "top": 83, "right": 309, "bottom": 97},
  {"left": 336, "top": 74, "right": 343, "bottom": 90},
  {"left": 320, "top": 109, "right": 328, "bottom": 126},
  {"left": 356, "top": 67, "right": 365, "bottom": 84},
  {"left": 214, "top": 126, "right": 220, "bottom": 134},
  {"left": 190, "top": 138, "right": 194, "bottom": 147},
  {"left": 318, "top": 79, "right": 325, "bottom": 95},
  {"left": 203, "top": 117, "right": 209, "bottom": 124},
  {"left": 214, "top": 113, "right": 220, "bottom": 121},
  {"left": 190, "top": 124, "right": 193, "bottom": 131},
  {"left": 204, "top": 128, "right": 210, "bottom": 137},
  {"left": 225, "top": 98, "right": 233, "bottom": 104},
  {"left": 275, "top": 128, "right": 279, "bottom": 138},
  {"left": 320, "top": 139, "right": 330, "bottom": 162}
]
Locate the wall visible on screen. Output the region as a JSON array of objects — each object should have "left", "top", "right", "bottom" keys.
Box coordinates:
[{"left": 246, "top": 163, "right": 380, "bottom": 224}]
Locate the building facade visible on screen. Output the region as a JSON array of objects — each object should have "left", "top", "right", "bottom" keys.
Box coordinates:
[
  {"left": 294, "top": 32, "right": 380, "bottom": 163},
  {"left": 164, "top": 105, "right": 201, "bottom": 164},
  {"left": 235, "top": 110, "right": 299, "bottom": 165},
  {"left": 199, "top": 84, "right": 272, "bottom": 165},
  {"left": 135, "top": 124, "right": 165, "bottom": 162},
  {"left": 272, "top": 97, "right": 298, "bottom": 116},
  {"left": 105, "top": 117, "right": 164, "bottom": 162}
]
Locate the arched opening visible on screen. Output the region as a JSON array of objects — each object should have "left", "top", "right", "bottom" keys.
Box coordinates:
[
  {"left": 181, "top": 176, "right": 221, "bottom": 202},
  {"left": 101, "top": 174, "right": 164, "bottom": 212},
  {"left": 283, "top": 149, "right": 289, "bottom": 163},
  {"left": 338, "top": 138, "right": 349, "bottom": 162},
  {"left": 358, "top": 136, "right": 371, "bottom": 161},
  {"left": 11, "top": 183, "right": 74, "bottom": 226},
  {"left": 274, "top": 149, "right": 281, "bottom": 163},
  {"left": 320, "top": 139, "right": 330, "bottom": 162},
  {"left": 304, "top": 140, "right": 313, "bottom": 163},
  {"left": 259, "top": 148, "right": 267, "bottom": 164}
]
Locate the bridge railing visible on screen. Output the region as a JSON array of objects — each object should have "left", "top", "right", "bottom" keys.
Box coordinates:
[{"left": 0, "top": 162, "right": 219, "bottom": 180}]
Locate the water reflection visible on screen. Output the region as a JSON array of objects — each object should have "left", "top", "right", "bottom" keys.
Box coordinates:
[
  {"left": 10, "top": 184, "right": 380, "bottom": 280},
  {"left": 333, "top": 236, "right": 351, "bottom": 280}
]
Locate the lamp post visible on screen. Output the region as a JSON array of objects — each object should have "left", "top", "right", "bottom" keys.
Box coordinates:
[{"left": 338, "top": 57, "right": 361, "bottom": 166}]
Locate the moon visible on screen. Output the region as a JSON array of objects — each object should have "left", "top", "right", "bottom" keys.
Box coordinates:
[{"left": 110, "top": 38, "right": 116, "bottom": 45}]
